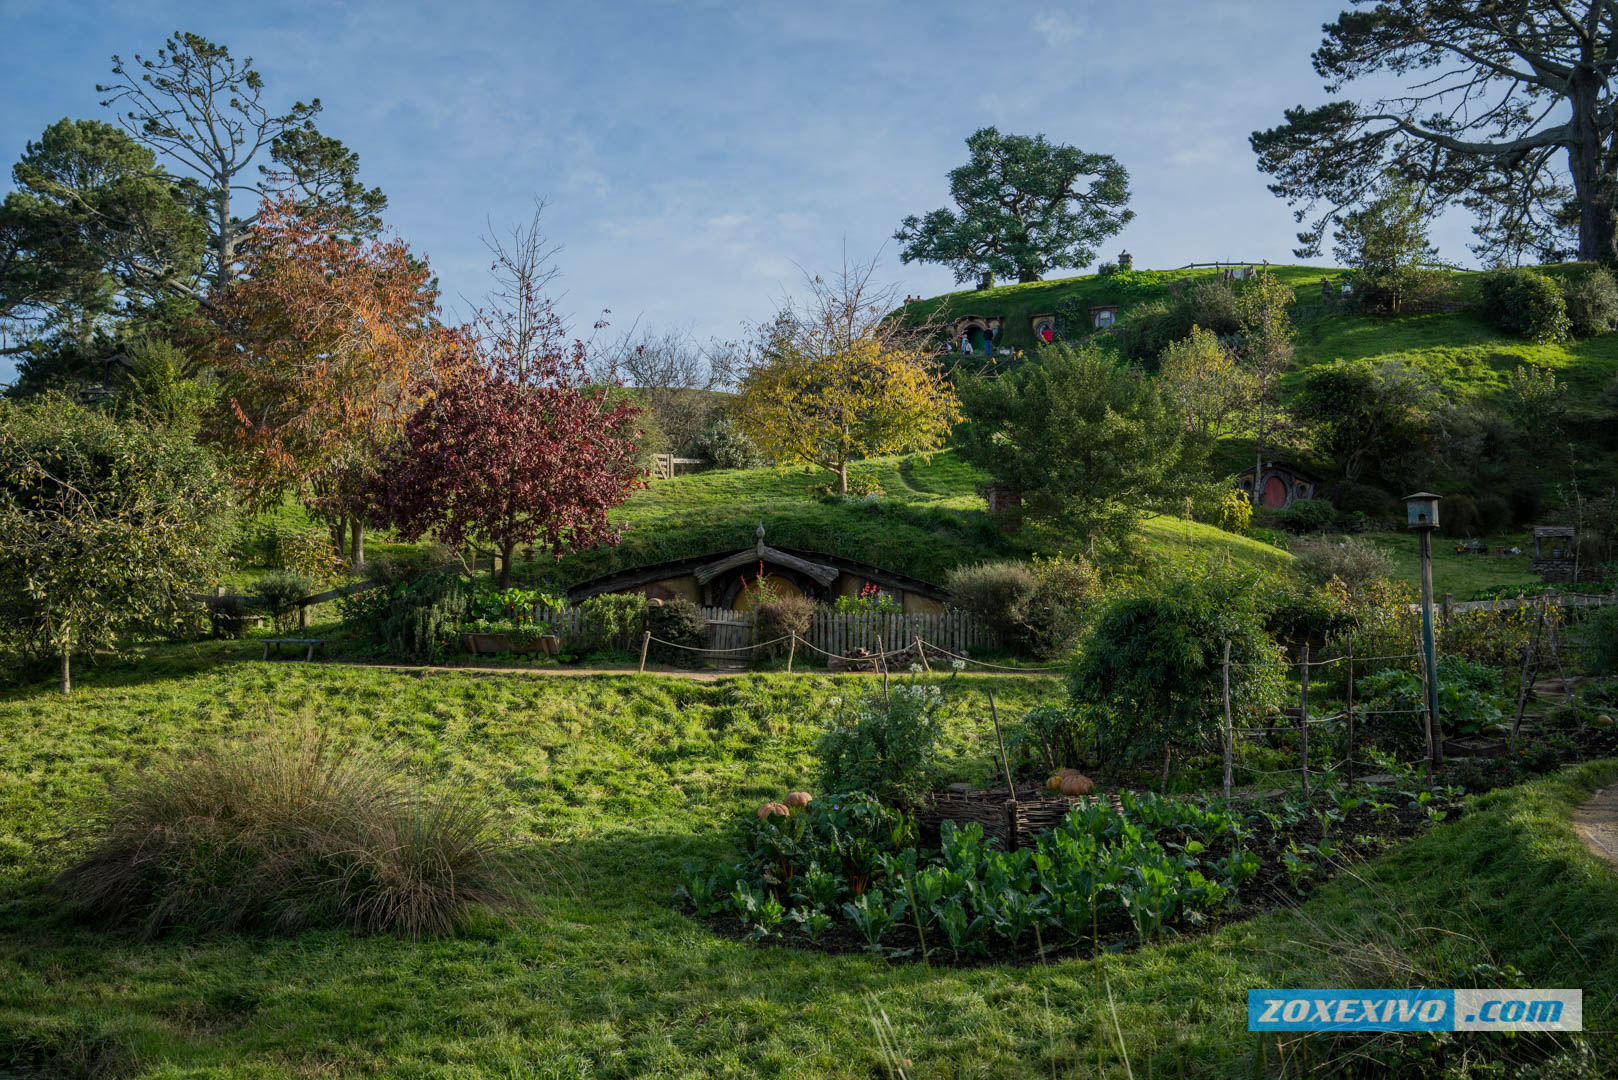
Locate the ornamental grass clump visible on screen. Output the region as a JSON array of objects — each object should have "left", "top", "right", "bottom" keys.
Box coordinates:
[{"left": 53, "top": 721, "right": 519, "bottom": 939}]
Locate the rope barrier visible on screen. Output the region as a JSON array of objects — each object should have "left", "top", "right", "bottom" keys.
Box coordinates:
[{"left": 644, "top": 633, "right": 793, "bottom": 654}]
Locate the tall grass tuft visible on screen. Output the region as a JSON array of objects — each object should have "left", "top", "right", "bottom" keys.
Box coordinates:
[{"left": 53, "top": 721, "right": 520, "bottom": 938}]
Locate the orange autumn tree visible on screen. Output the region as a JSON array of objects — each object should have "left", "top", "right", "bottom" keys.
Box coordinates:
[{"left": 209, "top": 195, "right": 463, "bottom": 564}]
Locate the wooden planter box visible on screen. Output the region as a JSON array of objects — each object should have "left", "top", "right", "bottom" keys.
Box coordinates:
[
  {"left": 461, "top": 632, "right": 562, "bottom": 657},
  {"left": 914, "top": 785, "right": 1121, "bottom": 851}
]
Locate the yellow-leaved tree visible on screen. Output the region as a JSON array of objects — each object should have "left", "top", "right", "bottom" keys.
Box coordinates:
[{"left": 733, "top": 258, "right": 961, "bottom": 493}]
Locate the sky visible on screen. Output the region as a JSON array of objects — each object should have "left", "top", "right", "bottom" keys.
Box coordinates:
[{"left": 0, "top": 0, "right": 1486, "bottom": 379}]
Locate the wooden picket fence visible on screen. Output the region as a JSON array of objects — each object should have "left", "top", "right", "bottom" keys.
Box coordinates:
[{"left": 534, "top": 602, "right": 995, "bottom": 661}]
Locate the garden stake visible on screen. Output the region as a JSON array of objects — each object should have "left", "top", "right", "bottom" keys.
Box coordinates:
[
  {"left": 987, "top": 688, "right": 1017, "bottom": 803},
  {"left": 1221, "top": 640, "right": 1233, "bottom": 799},
  {"left": 1299, "top": 645, "right": 1310, "bottom": 795},
  {"left": 1345, "top": 651, "right": 1355, "bottom": 785},
  {"left": 914, "top": 635, "right": 930, "bottom": 673},
  {"left": 1511, "top": 599, "right": 1546, "bottom": 752},
  {"left": 876, "top": 635, "right": 889, "bottom": 703},
  {"left": 903, "top": 871, "right": 929, "bottom": 966},
  {"left": 638, "top": 630, "right": 650, "bottom": 673},
  {"left": 786, "top": 632, "right": 796, "bottom": 673}
]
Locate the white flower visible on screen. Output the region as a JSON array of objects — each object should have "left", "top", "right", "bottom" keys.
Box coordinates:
[{"left": 951, "top": 659, "right": 966, "bottom": 671}]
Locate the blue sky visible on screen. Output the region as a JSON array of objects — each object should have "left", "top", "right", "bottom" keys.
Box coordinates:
[{"left": 1, "top": 0, "right": 1483, "bottom": 371}]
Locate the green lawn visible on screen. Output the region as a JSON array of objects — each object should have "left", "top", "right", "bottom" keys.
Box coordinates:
[
  {"left": 1359, "top": 531, "right": 1545, "bottom": 599},
  {"left": 2, "top": 656, "right": 1616, "bottom": 1077}
]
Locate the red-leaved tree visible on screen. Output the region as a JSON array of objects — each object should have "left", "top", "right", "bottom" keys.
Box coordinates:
[{"left": 377, "top": 207, "right": 646, "bottom": 585}]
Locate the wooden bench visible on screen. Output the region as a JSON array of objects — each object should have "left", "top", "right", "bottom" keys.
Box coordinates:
[{"left": 262, "top": 638, "right": 325, "bottom": 662}]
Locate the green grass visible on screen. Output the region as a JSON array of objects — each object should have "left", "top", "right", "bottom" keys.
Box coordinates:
[
  {"left": 1, "top": 655, "right": 1616, "bottom": 1077},
  {"left": 1357, "top": 531, "right": 1544, "bottom": 598}
]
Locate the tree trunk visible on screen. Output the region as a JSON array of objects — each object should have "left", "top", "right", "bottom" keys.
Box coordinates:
[
  {"left": 837, "top": 461, "right": 849, "bottom": 495},
  {"left": 214, "top": 185, "right": 233, "bottom": 293},
  {"left": 59, "top": 621, "right": 70, "bottom": 695},
  {"left": 350, "top": 518, "right": 365, "bottom": 571},
  {"left": 1567, "top": 63, "right": 1618, "bottom": 262},
  {"left": 498, "top": 539, "right": 516, "bottom": 588},
  {"left": 977, "top": 271, "right": 995, "bottom": 291},
  {"left": 331, "top": 517, "right": 347, "bottom": 560},
  {"left": 1017, "top": 268, "right": 1041, "bottom": 283}
]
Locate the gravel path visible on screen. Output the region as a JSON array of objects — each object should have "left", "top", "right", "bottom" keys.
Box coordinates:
[{"left": 1574, "top": 782, "right": 1618, "bottom": 869}]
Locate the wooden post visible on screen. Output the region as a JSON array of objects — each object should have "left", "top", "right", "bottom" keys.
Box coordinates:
[
  {"left": 298, "top": 603, "right": 308, "bottom": 630},
  {"left": 1345, "top": 652, "right": 1356, "bottom": 786},
  {"left": 1511, "top": 601, "right": 1546, "bottom": 752},
  {"left": 876, "top": 635, "right": 889, "bottom": 702},
  {"left": 1299, "top": 644, "right": 1310, "bottom": 795},
  {"left": 988, "top": 688, "right": 1017, "bottom": 803},
  {"left": 638, "top": 630, "right": 651, "bottom": 674},
  {"left": 786, "top": 632, "right": 796, "bottom": 674},
  {"left": 1221, "top": 640, "right": 1233, "bottom": 799},
  {"left": 914, "top": 635, "right": 931, "bottom": 673}
]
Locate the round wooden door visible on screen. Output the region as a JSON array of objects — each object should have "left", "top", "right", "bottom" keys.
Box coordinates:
[{"left": 1261, "top": 475, "right": 1289, "bottom": 508}]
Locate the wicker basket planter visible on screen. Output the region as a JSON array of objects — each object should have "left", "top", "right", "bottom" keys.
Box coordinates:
[{"left": 914, "top": 784, "right": 1122, "bottom": 850}]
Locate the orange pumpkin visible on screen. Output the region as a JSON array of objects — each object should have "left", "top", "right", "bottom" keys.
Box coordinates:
[
  {"left": 784, "top": 791, "right": 813, "bottom": 810},
  {"left": 757, "top": 801, "right": 790, "bottom": 820},
  {"left": 1059, "top": 773, "right": 1094, "bottom": 797}
]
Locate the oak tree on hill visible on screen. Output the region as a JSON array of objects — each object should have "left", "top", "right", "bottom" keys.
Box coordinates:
[
  {"left": 895, "top": 127, "right": 1133, "bottom": 289},
  {"left": 1252, "top": 1, "right": 1618, "bottom": 263},
  {"left": 208, "top": 196, "right": 458, "bottom": 565},
  {"left": 732, "top": 258, "right": 960, "bottom": 493}
]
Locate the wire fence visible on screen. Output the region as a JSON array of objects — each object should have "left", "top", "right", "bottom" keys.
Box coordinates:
[{"left": 635, "top": 630, "right": 1066, "bottom": 676}]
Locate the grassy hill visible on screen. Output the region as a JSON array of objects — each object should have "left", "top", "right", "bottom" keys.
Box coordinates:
[{"left": 542, "top": 449, "right": 1292, "bottom": 590}]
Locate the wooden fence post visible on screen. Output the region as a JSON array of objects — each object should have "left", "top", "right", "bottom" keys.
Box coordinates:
[
  {"left": 915, "top": 635, "right": 930, "bottom": 673},
  {"left": 786, "top": 632, "right": 796, "bottom": 674},
  {"left": 638, "top": 630, "right": 651, "bottom": 674},
  {"left": 1345, "top": 651, "right": 1356, "bottom": 786},
  {"left": 1299, "top": 644, "right": 1310, "bottom": 795},
  {"left": 1221, "top": 640, "right": 1233, "bottom": 799},
  {"left": 988, "top": 688, "right": 1016, "bottom": 802},
  {"left": 876, "top": 635, "right": 889, "bottom": 702}
]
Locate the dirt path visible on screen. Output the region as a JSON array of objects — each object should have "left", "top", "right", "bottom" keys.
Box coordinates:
[{"left": 1574, "top": 782, "right": 1618, "bottom": 869}]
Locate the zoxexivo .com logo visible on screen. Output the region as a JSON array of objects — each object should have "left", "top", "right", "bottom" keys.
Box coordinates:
[{"left": 1248, "top": 989, "right": 1582, "bottom": 1032}]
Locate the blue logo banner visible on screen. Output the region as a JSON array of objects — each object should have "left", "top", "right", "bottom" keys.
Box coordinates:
[{"left": 1249, "top": 989, "right": 1581, "bottom": 1032}]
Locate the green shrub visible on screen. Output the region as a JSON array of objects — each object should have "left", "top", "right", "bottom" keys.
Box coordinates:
[
  {"left": 339, "top": 570, "right": 471, "bottom": 664},
  {"left": 646, "top": 597, "right": 708, "bottom": 665},
  {"left": 696, "top": 415, "right": 764, "bottom": 469},
  {"left": 53, "top": 722, "right": 517, "bottom": 938},
  {"left": 1071, "top": 566, "right": 1285, "bottom": 771},
  {"left": 1356, "top": 657, "right": 1505, "bottom": 758},
  {"left": 1113, "top": 279, "right": 1240, "bottom": 366},
  {"left": 945, "top": 554, "right": 1099, "bottom": 658},
  {"left": 817, "top": 680, "right": 947, "bottom": 805},
  {"left": 252, "top": 570, "right": 313, "bottom": 633},
  {"left": 1563, "top": 269, "right": 1618, "bottom": 336},
  {"left": 1479, "top": 267, "right": 1571, "bottom": 343},
  {"left": 1289, "top": 535, "right": 1394, "bottom": 594},
  {"left": 1279, "top": 498, "right": 1338, "bottom": 533},
  {"left": 578, "top": 593, "right": 647, "bottom": 652},
  {"left": 754, "top": 595, "right": 814, "bottom": 657},
  {"left": 945, "top": 560, "right": 1036, "bottom": 644},
  {"left": 1583, "top": 605, "right": 1618, "bottom": 676}
]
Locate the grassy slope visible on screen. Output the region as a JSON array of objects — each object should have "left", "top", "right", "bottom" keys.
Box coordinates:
[
  {"left": 542, "top": 449, "right": 1292, "bottom": 589},
  {"left": 0, "top": 659, "right": 1615, "bottom": 1078}
]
